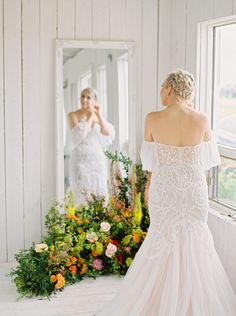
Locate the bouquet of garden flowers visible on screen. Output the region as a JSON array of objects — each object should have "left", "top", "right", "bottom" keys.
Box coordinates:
[{"left": 8, "top": 153, "right": 150, "bottom": 299}]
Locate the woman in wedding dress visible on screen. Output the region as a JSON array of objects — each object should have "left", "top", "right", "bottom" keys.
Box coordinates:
[
  {"left": 95, "top": 69, "right": 236, "bottom": 316},
  {"left": 68, "top": 87, "right": 115, "bottom": 205}
]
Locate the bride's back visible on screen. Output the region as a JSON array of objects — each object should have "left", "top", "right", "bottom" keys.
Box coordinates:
[{"left": 148, "top": 106, "right": 209, "bottom": 146}]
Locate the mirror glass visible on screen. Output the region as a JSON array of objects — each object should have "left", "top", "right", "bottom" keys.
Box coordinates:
[{"left": 62, "top": 47, "right": 129, "bottom": 204}]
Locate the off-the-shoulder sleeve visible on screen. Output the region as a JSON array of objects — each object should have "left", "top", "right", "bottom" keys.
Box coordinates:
[
  {"left": 201, "top": 132, "right": 222, "bottom": 171},
  {"left": 98, "top": 122, "right": 115, "bottom": 149},
  {"left": 140, "top": 141, "right": 156, "bottom": 172}
]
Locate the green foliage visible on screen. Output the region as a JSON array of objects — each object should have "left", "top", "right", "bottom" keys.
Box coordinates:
[
  {"left": 8, "top": 245, "right": 54, "bottom": 300},
  {"left": 218, "top": 169, "right": 236, "bottom": 206},
  {"left": 8, "top": 151, "right": 150, "bottom": 299}
]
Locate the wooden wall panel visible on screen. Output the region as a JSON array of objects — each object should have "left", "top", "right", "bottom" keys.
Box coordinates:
[
  {"left": 142, "top": 0, "right": 158, "bottom": 134},
  {"left": 40, "top": 0, "right": 57, "bottom": 236},
  {"left": 0, "top": 0, "right": 7, "bottom": 262},
  {"left": 4, "top": 0, "right": 24, "bottom": 260},
  {"left": 75, "top": 0, "right": 92, "bottom": 40},
  {"left": 58, "top": 0, "right": 75, "bottom": 39},
  {"left": 22, "top": 0, "right": 41, "bottom": 248},
  {"left": 92, "top": 0, "right": 109, "bottom": 40}
]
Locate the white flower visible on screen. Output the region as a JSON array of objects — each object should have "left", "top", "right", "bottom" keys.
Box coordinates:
[
  {"left": 100, "top": 222, "right": 111, "bottom": 232},
  {"left": 105, "top": 243, "right": 117, "bottom": 258},
  {"left": 35, "top": 243, "right": 48, "bottom": 253},
  {"left": 86, "top": 231, "right": 98, "bottom": 243}
]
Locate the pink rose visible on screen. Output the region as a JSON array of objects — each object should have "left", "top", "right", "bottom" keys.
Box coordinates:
[
  {"left": 92, "top": 258, "right": 104, "bottom": 270},
  {"left": 105, "top": 243, "right": 117, "bottom": 258}
]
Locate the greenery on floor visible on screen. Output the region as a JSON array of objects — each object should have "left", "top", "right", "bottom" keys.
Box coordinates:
[{"left": 8, "top": 151, "right": 149, "bottom": 299}]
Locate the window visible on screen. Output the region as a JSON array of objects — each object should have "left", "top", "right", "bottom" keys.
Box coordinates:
[
  {"left": 96, "top": 64, "right": 107, "bottom": 118},
  {"left": 197, "top": 17, "right": 236, "bottom": 213},
  {"left": 117, "top": 53, "right": 129, "bottom": 153},
  {"left": 78, "top": 70, "right": 92, "bottom": 100},
  {"left": 213, "top": 24, "right": 236, "bottom": 147}
]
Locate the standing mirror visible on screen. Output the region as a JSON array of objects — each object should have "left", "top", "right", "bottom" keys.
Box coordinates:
[{"left": 55, "top": 40, "right": 136, "bottom": 202}]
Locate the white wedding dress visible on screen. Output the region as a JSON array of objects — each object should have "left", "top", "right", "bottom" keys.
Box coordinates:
[
  {"left": 69, "top": 119, "right": 115, "bottom": 205},
  {"left": 95, "top": 133, "right": 236, "bottom": 316}
]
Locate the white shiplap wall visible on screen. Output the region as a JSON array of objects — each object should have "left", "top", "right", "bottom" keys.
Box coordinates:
[
  {"left": 157, "top": 0, "right": 236, "bottom": 100},
  {"left": 0, "top": 0, "right": 158, "bottom": 262},
  {"left": 158, "top": 0, "right": 236, "bottom": 292},
  {"left": 1, "top": 0, "right": 236, "bottom": 294}
]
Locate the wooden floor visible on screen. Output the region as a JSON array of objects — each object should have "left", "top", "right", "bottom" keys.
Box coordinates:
[{"left": 0, "top": 262, "right": 124, "bottom": 316}]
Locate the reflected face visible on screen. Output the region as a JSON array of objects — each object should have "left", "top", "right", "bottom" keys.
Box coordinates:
[
  {"left": 80, "top": 90, "right": 96, "bottom": 110},
  {"left": 160, "top": 80, "right": 171, "bottom": 106}
]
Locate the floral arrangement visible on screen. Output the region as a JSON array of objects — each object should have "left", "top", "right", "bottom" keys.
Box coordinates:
[{"left": 8, "top": 152, "right": 149, "bottom": 299}]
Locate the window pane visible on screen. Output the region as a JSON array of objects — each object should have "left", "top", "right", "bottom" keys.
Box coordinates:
[
  {"left": 214, "top": 24, "right": 236, "bottom": 147},
  {"left": 217, "top": 156, "right": 236, "bottom": 208},
  {"left": 117, "top": 53, "right": 129, "bottom": 154},
  {"left": 97, "top": 64, "right": 107, "bottom": 118}
]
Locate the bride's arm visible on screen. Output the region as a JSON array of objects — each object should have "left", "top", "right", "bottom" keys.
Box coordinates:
[
  {"left": 144, "top": 172, "right": 152, "bottom": 207},
  {"left": 94, "top": 103, "right": 111, "bottom": 136},
  {"left": 143, "top": 113, "right": 154, "bottom": 206},
  {"left": 144, "top": 112, "right": 154, "bottom": 141}
]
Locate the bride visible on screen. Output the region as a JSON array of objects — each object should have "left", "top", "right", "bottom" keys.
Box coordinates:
[
  {"left": 95, "top": 69, "right": 236, "bottom": 315},
  {"left": 68, "top": 87, "right": 115, "bottom": 205}
]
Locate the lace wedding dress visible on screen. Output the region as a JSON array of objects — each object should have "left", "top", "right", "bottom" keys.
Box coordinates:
[
  {"left": 95, "top": 133, "right": 236, "bottom": 316},
  {"left": 69, "top": 119, "right": 115, "bottom": 205}
]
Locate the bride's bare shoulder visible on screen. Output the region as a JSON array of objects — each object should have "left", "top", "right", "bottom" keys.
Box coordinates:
[
  {"left": 190, "top": 109, "right": 209, "bottom": 124},
  {"left": 68, "top": 110, "right": 82, "bottom": 128},
  {"left": 145, "top": 110, "right": 164, "bottom": 120}
]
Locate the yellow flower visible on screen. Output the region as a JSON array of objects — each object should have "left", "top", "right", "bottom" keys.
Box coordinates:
[
  {"left": 133, "top": 193, "right": 143, "bottom": 226},
  {"left": 95, "top": 241, "right": 103, "bottom": 255},
  {"left": 125, "top": 257, "right": 133, "bottom": 267},
  {"left": 68, "top": 207, "right": 76, "bottom": 216},
  {"left": 122, "top": 235, "right": 132, "bottom": 246},
  {"left": 55, "top": 280, "right": 64, "bottom": 289},
  {"left": 49, "top": 245, "right": 54, "bottom": 252}
]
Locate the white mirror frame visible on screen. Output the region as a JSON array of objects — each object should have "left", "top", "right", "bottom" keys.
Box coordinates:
[{"left": 55, "top": 40, "right": 136, "bottom": 202}]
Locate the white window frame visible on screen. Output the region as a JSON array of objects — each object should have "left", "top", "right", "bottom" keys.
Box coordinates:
[
  {"left": 197, "top": 15, "right": 236, "bottom": 216},
  {"left": 117, "top": 53, "right": 129, "bottom": 154},
  {"left": 96, "top": 64, "right": 107, "bottom": 118}
]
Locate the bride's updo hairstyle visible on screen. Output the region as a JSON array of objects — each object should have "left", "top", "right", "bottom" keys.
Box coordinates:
[
  {"left": 165, "top": 69, "right": 195, "bottom": 101},
  {"left": 81, "top": 87, "right": 98, "bottom": 100}
]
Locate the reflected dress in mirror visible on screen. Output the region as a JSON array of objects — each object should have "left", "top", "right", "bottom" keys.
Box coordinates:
[{"left": 69, "top": 118, "right": 115, "bottom": 205}]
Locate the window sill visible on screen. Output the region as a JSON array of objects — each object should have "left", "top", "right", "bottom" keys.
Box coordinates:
[{"left": 209, "top": 200, "right": 236, "bottom": 226}]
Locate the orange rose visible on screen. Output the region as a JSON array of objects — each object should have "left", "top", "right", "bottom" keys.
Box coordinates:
[
  {"left": 69, "top": 265, "right": 77, "bottom": 275},
  {"left": 56, "top": 273, "right": 65, "bottom": 282},
  {"left": 50, "top": 275, "right": 57, "bottom": 283},
  {"left": 66, "top": 261, "right": 72, "bottom": 267},
  {"left": 80, "top": 264, "right": 88, "bottom": 275},
  {"left": 71, "top": 256, "right": 77, "bottom": 263}
]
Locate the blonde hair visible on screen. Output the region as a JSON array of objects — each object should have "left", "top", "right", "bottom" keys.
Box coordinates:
[
  {"left": 81, "top": 87, "right": 98, "bottom": 100},
  {"left": 164, "top": 69, "right": 195, "bottom": 101}
]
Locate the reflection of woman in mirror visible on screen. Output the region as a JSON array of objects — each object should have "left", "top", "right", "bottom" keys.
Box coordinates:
[{"left": 68, "top": 87, "right": 115, "bottom": 205}]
